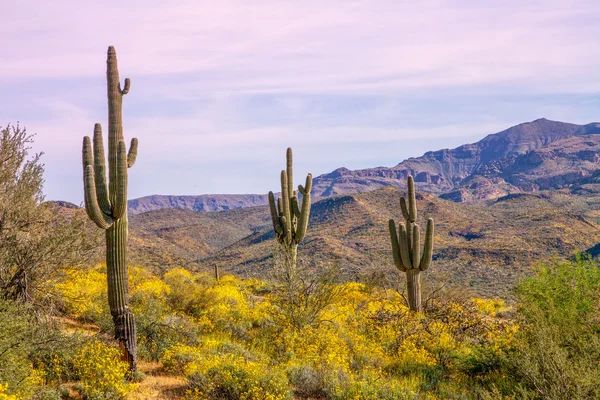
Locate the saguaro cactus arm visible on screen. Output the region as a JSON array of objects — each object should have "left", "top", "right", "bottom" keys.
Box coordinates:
[
  {"left": 388, "top": 220, "right": 406, "bottom": 272},
  {"left": 92, "top": 124, "right": 111, "bottom": 213},
  {"left": 419, "top": 218, "right": 434, "bottom": 271},
  {"left": 400, "top": 198, "right": 410, "bottom": 221},
  {"left": 281, "top": 171, "right": 292, "bottom": 243},
  {"left": 295, "top": 174, "right": 312, "bottom": 243},
  {"left": 398, "top": 223, "right": 412, "bottom": 270},
  {"left": 83, "top": 137, "right": 114, "bottom": 229},
  {"left": 400, "top": 176, "right": 417, "bottom": 223},
  {"left": 291, "top": 196, "right": 301, "bottom": 218},
  {"left": 83, "top": 165, "right": 114, "bottom": 229},
  {"left": 127, "top": 138, "right": 138, "bottom": 168},
  {"left": 121, "top": 78, "right": 131, "bottom": 94},
  {"left": 268, "top": 191, "right": 283, "bottom": 235}
]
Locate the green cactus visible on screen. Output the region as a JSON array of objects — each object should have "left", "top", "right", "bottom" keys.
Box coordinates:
[
  {"left": 268, "top": 148, "right": 312, "bottom": 267},
  {"left": 389, "top": 176, "right": 434, "bottom": 312},
  {"left": 81, "top": 46, "right": 138, "bottom": 372}
]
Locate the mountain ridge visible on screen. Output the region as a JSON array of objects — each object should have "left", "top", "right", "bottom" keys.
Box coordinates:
[{"left": 128, "top": 118, "right": 600, "bottom": 214}]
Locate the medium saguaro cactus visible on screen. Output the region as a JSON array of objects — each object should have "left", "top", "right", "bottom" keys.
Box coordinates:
[
  {"left": 268, "top": 148, "right": 313, "bottom": 267},
  {"left": 388, "top": 176, "right": 434, "bottom": 312},
  {"left": 82, "top": 46, "right": 138, "bottom": 372}
]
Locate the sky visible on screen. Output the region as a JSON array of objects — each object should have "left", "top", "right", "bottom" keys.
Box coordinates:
[{"left": 2, "top": 0, "right": 600, "bottom": 204}]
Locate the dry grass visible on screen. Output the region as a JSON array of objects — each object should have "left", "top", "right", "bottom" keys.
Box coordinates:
[
  {"left": 127, "top": 361, "right": 187, "bottom": 400},
  {"left": 51, "top": 316, "right": 99, "bottom": 336}
]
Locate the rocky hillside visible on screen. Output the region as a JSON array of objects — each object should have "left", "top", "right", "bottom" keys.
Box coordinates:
[
  {"left": 129, "top": 187, "right": 600, "bottom": 298},
  {"left": 310, "top": 118, "right": 600, "bottom": 201},
  {"left": 127, "top": 118, "right": 600, "bottom": 214}
]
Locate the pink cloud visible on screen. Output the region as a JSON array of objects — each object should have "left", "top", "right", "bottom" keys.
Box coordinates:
[{"left": 1, "top": 0, "right": 599, "bottom": 94}]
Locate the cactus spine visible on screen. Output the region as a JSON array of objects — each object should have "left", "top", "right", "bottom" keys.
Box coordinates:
[
  {"left": 389, "top": 176, "right": 434, "bottom": 312},
  {"left": 268, "top": 148, "right": 312, "bottom": 267},
  {"left": 82, "top": 46, "right": 138, "bottom": 372}
]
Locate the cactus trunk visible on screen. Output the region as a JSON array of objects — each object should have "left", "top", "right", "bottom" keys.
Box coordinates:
[
  {"left": 406, "top": 268, "right": 422, "bottom": 312},
  {"left": 106, "top": 218, "right": 136, "bottom": 368}
]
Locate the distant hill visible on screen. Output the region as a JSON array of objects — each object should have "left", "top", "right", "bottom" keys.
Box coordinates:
[
  {"left": 128, "top": 205, "right": 272, "bottom": 268},
  {"left": 128, "top": 194, "right": 268, "bottom": 215},
  {"left": 128, "top": 118, "right": 600, "bottom": 214}
]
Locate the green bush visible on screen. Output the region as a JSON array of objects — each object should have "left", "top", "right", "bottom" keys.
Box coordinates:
[
  {"left": 504, "top": 257, "right": 600, "bottom": 399},
  {"left": 0, "top": 300, "right": 67, "bottom": 398}
]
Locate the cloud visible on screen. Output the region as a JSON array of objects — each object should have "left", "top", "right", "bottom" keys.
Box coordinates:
[{"left": 2, "top": 0, "right": 600, "bottom": 94}]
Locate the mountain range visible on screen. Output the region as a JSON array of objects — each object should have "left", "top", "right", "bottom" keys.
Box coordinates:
[
  {"left": 121, "top": 118, "right": 600, "bottom": 297},
  {"left": 128, "top": 118, "right": 600, "bottom": 214}
]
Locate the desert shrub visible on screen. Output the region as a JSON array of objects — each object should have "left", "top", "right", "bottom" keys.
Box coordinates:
[
  {"left": 0, "top": 124, "right": 99, "bottom": 308},
  {"left": 129, "top": 266, "right": 202, "bottom": 361},
  {"left": 271, "top": 251, "right": 346, "bottom": 330},
  {"left": 0, "top": 300, "right": 67, "bottom": 398},
  {"left": 503, "top": 258, "right": 600, "bottom": 399},
  {"left": 49, "top": 265, "right": 525, "bottom": 398},
  {"left": 72, "top": 340, "right": 132, "bottom": 400},
  {"left": 137, "top": 312, "right": 200, "bottom": 362},
  {"left": 185, "top": 355, "right": 291, "bottom": 400},
  {"left": 30, "top": 333, "right": 89, "bottom": 385},
  {"left": 324, "top": 369, "right": 427, "bottom": 400},
  {"left": 54, "top": 266, "right": 110, "bottom": 330},
  {"left": 0, "top": 384, "right": 18, "bottom": 400},
  {"left": 287, "top": 365, "right": 326, "bottom": 398},
  {"left": 30, "top": 387, "right": 63, "bottom": 400},
  {"left": 163, "top": 268, "right": 205, "bottom": 314},
  {"left": 163, "top": 339, "right": 291, "bottom": 400}
]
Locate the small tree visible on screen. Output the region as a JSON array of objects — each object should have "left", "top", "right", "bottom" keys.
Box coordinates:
[
  {"left": 271, "top": 246, "right": 344, "bottom": 330},
  {"left": 0, "top": 124, "right": 97, "bottom": 307}
]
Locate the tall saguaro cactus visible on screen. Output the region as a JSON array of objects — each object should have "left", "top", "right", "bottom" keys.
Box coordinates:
[
  {"left": 388, "top": 176, "right": 434, "bottom": 312},
  {"left": 82, "top": 46, "right": 138, "bottom": 372},
  {"left": 268, "top": 148, "right": 313, "bottom": 268}
]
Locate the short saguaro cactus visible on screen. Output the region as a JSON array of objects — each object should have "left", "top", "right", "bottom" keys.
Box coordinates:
[
  {"left": 388, "top": 176, "right": 434, "bottom": 312},
  {"left": 268, "top": 148, "right": 313, "bottom": 269}
]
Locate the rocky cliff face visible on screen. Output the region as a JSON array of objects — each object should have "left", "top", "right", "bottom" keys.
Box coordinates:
[{"left": 311, "top": 118, "right": 600, "bottom": 202}]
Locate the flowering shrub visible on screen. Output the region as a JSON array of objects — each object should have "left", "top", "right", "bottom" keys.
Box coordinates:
[
  {"left": 55, "top": 267, "right": 107, "bottom": 321},
  {"left": 72, "top": 340, "right": 132, "bottom": 400},
  {"left": 0, "top": 384, "right": 18, "bottom": 400},
  {"left": 52, "top": 266, "right": 520, "bottom": 398},
  {"left": 163, "top": 339, "right": 291, "bottom": 400}
]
